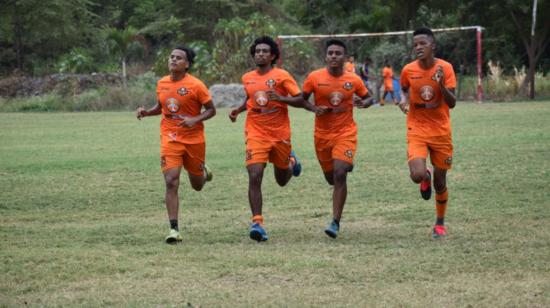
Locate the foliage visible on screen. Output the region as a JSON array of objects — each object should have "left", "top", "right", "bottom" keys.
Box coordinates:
[{"left": 57, "top": 48, "right": 97, "bottom": 74}]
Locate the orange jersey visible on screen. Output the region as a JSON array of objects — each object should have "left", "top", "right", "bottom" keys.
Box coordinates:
[
  {"left": 345, "top": 62, "right": 356, "bottom": 74},
  {"left": 156, "top": 74, "right": 212, "bottom": 144},
  {"left": 242, "top": 67, "right": 301, "bottom": 142},
  {"left": 303, "top": 68, "right": 368, "bottom": 139},
  {"left": 400, "top": 58, "right": 457, "bottom": 137},
  {"left": 383, "top": 67, "right": 394, "bottom": 88}
]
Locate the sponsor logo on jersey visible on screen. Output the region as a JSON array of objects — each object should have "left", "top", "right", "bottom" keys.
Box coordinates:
[
  {"left": 166, "top": 98, "right": 180, "bottom": 112},
  {"left": 329, "top": 91, "right": 344, "bottom": 106},
  {"left": 419, "top": 86, "right": 435, "bottom": 101},
  {"left": 254, "top": 91, "right": 269, "bottom": 107}
]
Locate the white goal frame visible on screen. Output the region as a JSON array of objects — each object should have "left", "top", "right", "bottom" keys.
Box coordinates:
[{"left": 277, "top": 26, "right": 485, "bottom": 102}]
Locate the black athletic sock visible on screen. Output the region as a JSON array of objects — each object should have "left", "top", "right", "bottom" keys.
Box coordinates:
[
  {"left": 170, "top": 219, "right": 178, "bottom": 231},
  {"left": 436, "top": 217, "right": 445, "bottom": 226},
  {"left": 333, "top": 218, "right": 340, "bottom": 226}
]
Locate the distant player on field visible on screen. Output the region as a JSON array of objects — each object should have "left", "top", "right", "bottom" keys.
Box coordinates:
[
  {"left": 136, "top": 46, "right": 216, "bottom": 244},
  {"left": 229, "top": 36, "right": 303, "bottom": 242},
  {"left": 344, "top": 55, "right": 356, "bottom": 74},
  {"left": 381, "top": 59, "right": 397, "bottom": 105},
  {"left": 398, "top": 27, "right": 457, "bottom": 239},
  {"left": 302, "top": 39, "right": 374, "bottom": 239}
]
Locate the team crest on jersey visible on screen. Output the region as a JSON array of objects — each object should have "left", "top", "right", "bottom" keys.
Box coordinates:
[
  {"left": 254, "top": 91, "right": 269, "bottom": 107},
  {"left": 343, "top": 82, "right": 353, "bottom": 90},
  {"left": 177, "top": 87, "right": 188, "bottom": 96},
  {"left": 265, "top": 79, "right": 276, "bottom": 88},
  {"left": 344, "top": 149, "right": 353, "bottom": 158},
  {"left": 329, "top": 91, "right": 344, "bottom": 106},
  {"left": 419, "top": 86, "right": 434, "bottom": 101},
  {"left": 445, "top": 156, "right": 453, "bottom": 165},
  {"left": 166, "top": 98, "right": 180, "bottom": 112},
  {"left": 246, "top": 150, "right": 253, "bottom": 161}
]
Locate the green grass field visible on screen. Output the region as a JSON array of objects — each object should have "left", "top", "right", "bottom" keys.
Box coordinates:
[{"left": 1, "top": 102, "right": 549, "bottom": 306}]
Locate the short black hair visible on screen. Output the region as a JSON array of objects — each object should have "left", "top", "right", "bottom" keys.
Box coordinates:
[
  {"left": 174, "top": 46, "right": 196, "bottom": 69},
  {"left": 249, "top": 36, "right": 280, "bottom": 65},
  {"left": 413, "top": 27, "right": 435, "bottom": 41},
  {"left": 325, "top": 39, "right": 347, "bottom": 54}
]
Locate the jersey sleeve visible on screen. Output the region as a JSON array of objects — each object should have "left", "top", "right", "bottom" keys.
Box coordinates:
[
  {"left": 444, "top": 63, "right": 457, "bottom": 89},
  {"left": 282, "top": 72, "right": 301, "bottom": 96},
  {"left": 400, "top": 67, "right": 410, "bottom": 89},
  {"left": 302, "top": 74, "right": 314, "bottom": 95},
  {"left": 355, "top": 77, "right": 368, "bottom": 97},
  {"left": 195, "top": 80, "right": 212, "bottom": 105}
]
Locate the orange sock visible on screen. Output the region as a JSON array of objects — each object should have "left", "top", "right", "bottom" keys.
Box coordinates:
[
  {"left": 435, "top": 188, "right": 448, "bottom": 219},
  {"left": 252, "top": 215, "right": 264, "bottom": 225}
]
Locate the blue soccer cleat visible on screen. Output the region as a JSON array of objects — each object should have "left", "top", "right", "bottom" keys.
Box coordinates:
[
  {"left": 249, "top": 223, "right": 268, "bottom": 242},
  {"left": 324, "top": 219, "right": 340, "bottom": 239},
  {"left": 290, "top": 150, "right": 302, "bottom": 177}
]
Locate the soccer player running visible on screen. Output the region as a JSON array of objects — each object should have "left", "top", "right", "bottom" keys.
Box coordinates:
[
  {"left": 229, "top": 36, "right": 303, "bottom": 242},
  {"left": 381, "top": 59, "right": 397, "bottom": 105},
  {"left": 302, "top": 39, "right": 373, "bottom": 238},
  {"left": 136, "top": 46, "right": 216, "bottom": 244},
  {"left": 398, "top": 27, "right": 457, "bottom": 239}
]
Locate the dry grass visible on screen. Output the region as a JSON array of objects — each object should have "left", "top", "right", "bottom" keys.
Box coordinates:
[{"left": 1, "top": 102, "right": 550, "bottom": 306}]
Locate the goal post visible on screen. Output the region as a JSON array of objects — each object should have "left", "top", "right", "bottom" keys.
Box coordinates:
[{"left": 277, "top": 26, "right": 485, "bottom": 102}]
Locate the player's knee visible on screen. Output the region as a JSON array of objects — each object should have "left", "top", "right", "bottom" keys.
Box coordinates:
[
  {"left": 191, "top": 182, "right": 204, "bottom": 192},
  {"left": 165, "top": 177, "right": 179, "bottom": 190},
  {"left": 333, "top": 167, "right": 347, "bottom": 183},
  {"left": 410, "top": 171, "right": 425, "bottom": 183}
]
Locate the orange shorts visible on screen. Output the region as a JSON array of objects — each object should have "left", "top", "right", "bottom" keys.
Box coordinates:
[
  {"left": 245, "top": 138, "right": 291, "bottom": 169},
  {"left": 160, "top": 142, "right": 205, "bottom": 175},
  {"left": 315, "top": 135, "right": 357, "bottom": 172},
  {"left": 407, "top": 134, "right": 453, "bottom": 170}
]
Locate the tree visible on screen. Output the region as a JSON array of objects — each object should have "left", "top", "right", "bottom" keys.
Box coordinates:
[
  {"left": 508, "top": 0, "right": 550, "bottom": 99},
  {"left": 103, "top": 26, "right": 146, "bottom": 86}
]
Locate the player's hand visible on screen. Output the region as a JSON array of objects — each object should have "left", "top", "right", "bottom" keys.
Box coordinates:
[
  {"left": 314, "top": 105, "right": 330, "bottom": 116},
  {"left": 229, "top": 109, "right": 239, "bottom": 122},
  {"left": 398, "top": 101, "right": 409, "bottom": 114},
  {"left": 136, "top": 107, "right": 147, "bottom": 120},
  {"left": 353, "top": 96, "right": 373, "bottom": 108},
  {"left": 266, "top": 90, "right": 282, "bottom": 102},
  {"left": 434, "top": 65, "right": 444, "bottom": 85},
  {"left": 177, "top": 116, "right": 198, "bottom": 127}
]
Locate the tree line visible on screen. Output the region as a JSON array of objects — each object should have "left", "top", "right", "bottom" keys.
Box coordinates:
[{"left": 1, "top": 0, "right": 548, "bottom": 97}]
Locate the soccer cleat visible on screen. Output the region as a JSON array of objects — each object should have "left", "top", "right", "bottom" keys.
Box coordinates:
[
  {"left": 289, "top": 150, "right": 302, "bottom": 177},
  {"left": 324, "top": 219, "right": 340, "bottom": 238},
  {"left": 420, "top": 166, "right": 433, "bottom": 200},
  {"left": 165, "top": 229, "right": 183, "bottom": 244},
  {"left": 204, "top": 164, "right": 213, "bottom": 182},
  {"left": 249, "top": 223, "right": 268, "bottom": 242},
  {"left": 432, "top": 224, "right": 447, "bottom": 239}
]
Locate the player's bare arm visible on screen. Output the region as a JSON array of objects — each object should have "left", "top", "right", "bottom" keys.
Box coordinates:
[
  {"left": 229, "top": 98, "right": 247, "bottom": 122},
  {"left": 434, "top": 65, "right": 456, "bottom": 108},
  {"left": 136, "top": 102, "right": 161, "bottom": 120},
  {"left": 266, "top": 90, "right": 306, "bottom": 108},
  {"left": 302, "top": 92, "right": 327, "bottom": 116},
  {"left": 398, "top": 87, "right": 410, "bottom": 114},
  {"left": 353, "top": 93, "right": 374, "bottom": 109},
  {"left": 178, "top": 101, "right": 216, "bottom": 128}
]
